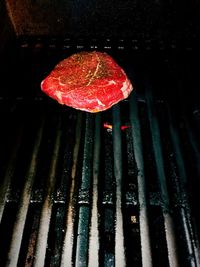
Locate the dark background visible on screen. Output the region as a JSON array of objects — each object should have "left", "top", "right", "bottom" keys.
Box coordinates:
[{"left": 2, "top": 0, "right": 200, "bottom": 40}]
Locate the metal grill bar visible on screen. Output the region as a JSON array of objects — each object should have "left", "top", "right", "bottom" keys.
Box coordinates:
[
  {"left": 88, "top": 114, "right": 101, "bottom": 266},
  {"left": 60, "top": 113, "right": 82, "bottom": 266},
  {"left": 112, "top": 105, "right": 126, "bottom": 267},
  {"left": 167, "top": 105, "right": 200, "bottom": 267},
  {"left": 182, "top": 116, "right": 200, "bottom": 181},
  {"left": 60, "top": 113, "right": 83, "bottom": 266},
  {"left": 6, "top": 116, "right": 44, "bottom": 266},
  {"left": 0, "top": 126, "right": 23, "bottom": 222},
  {"left": 33, "top": 117, "right": 62, "bottom": 267},
  {"left": 75, "top": 114, "right": 94, "bottom": 267},
  {"left": 129, "top": 92, "right": 152, "bottom": 267},
  {"left": 145, "top": 87, "right": 179, "bottom": 267},
  {"left": 102, "top": 120, "right": 115, "bottom": 266}
]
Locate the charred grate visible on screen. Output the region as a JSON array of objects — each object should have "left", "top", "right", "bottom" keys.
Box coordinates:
[{"left": 0, "top": 39, "right": 200, "bottom": 266}]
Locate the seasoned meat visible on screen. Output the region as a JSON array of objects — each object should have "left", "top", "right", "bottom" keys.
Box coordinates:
[{"left": 41, "top": 51, "right": 133, "bottom": 112}]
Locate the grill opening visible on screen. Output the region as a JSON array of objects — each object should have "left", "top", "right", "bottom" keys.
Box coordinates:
[{"left": 0, "top": 37, "right": 200, "bottom": 266}]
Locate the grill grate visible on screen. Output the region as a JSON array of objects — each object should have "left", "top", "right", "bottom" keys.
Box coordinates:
[{"left": 0, "top": 39, "right": 200, "bottom": 266}]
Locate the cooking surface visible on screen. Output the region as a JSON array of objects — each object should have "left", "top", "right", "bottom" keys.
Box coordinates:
[{"left": 0, "top": 38, "right": 200, "bottom": 266}]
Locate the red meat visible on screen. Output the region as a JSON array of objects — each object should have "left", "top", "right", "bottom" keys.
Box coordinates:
[{"left": 41, "top": 51, "right": 133, "bottom": 112}]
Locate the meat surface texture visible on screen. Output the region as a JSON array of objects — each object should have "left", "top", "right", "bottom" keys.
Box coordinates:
[{"left": 41, "top": 51, "right": 133, "bottom": 112}]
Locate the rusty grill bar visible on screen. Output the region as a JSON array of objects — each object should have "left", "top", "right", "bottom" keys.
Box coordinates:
[{"left": 0, "top": 39, "right": 200, "bottom": 266}]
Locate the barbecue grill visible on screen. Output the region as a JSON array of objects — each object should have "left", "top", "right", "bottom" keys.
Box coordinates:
[{"left": 1, "top": 1, "right": 200, "bottom": 266}]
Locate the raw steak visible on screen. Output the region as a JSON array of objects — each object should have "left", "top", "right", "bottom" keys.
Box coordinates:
[{"left": 41, "top": 51, "right": 133, "bottom": 112}]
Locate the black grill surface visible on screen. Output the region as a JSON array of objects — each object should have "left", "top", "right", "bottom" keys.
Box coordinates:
[{"left": 0, "top": 38, "right": 200, "bottom": 266}]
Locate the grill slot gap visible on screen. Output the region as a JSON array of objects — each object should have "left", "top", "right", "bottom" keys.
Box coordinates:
[
  {"left": 60, "top": 113, "right": 83, "bottom": 266},
  {"left": 33, "top": 116, "right": 62, "bottom": 266},
  {"left": 112, "top": 105, "right": 126, "bottom": 267},
  {"left": 129, "top": 92, "right": 152, "bottom": 266}
]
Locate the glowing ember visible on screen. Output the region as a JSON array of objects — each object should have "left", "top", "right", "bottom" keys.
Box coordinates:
[{"left": 103, "top": 123, "right": 130, "bottom": 131}]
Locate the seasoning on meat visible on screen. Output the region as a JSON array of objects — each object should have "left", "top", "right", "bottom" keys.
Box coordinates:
[{"left": 41, "top": 51, "right": 133, "bottom": 112}]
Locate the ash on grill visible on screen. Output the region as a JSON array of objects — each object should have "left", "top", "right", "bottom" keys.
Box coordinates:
[{"left": 0, "top": 38, "right": 200, "bottom": 267}]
